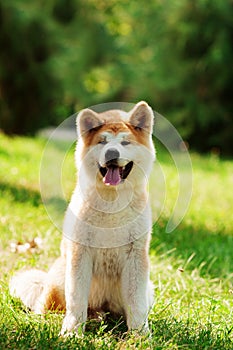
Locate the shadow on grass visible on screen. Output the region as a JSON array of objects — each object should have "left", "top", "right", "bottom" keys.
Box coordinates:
[
  {"left": 0, "top": 182, "right": 41, "bottom": 206},
  {"left": 151, "top": 219, "right": 233, "bottom": 279}
]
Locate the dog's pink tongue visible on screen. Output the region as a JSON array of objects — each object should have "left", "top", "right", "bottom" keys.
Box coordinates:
[{"left": 104, "top": 167, "right": 121, "bottom": 186}]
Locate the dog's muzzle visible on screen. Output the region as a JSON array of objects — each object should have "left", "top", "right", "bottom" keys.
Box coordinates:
[{"left": 99, "top": 148, "right": 133, "bottom": 186}]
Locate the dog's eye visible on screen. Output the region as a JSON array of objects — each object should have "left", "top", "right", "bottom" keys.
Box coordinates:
[
  {"left": 99, "top": 139, "right": 107, "bottom": 145},
  {"left": 121, "top": 140, "right": 130, "bottom": 146}
]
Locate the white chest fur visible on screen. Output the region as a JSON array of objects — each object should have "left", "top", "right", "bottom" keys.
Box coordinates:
[{"left": 63, "top": 184, "right": 152, "bottom": 248}]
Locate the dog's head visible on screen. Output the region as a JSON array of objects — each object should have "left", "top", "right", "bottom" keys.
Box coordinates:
[{"left": 75, "top": 101, "right": 155, "bottom": 188}]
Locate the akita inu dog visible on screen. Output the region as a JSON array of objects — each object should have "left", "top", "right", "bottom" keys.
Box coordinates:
[{"left": 10, "top": 101, "right": 155, "bottom": 335}]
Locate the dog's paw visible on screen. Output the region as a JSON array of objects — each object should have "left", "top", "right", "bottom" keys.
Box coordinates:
[
  {"left": 127, "top": 320, "right": 151, "bottom": 337},
  {"left": 60, "top": 315, "right": 85, "bottom": 337},
  {"left": 139, "top": 326, "right": 151, "bottom": 337},
  {"left": 127, "top": 327, "right": 151, "bottom": 338}
]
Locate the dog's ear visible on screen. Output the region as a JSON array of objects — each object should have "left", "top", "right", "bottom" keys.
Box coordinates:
[
  {"left": 77, "top": 109, "right": 102, "bottom": 136},
  {"left": 129, "top": 101, "right": 154, "bottom": 133}
]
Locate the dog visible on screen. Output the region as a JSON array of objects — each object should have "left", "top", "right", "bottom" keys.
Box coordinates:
[{"left": 10, "top": 101, "right": 156, "bottom": 335}]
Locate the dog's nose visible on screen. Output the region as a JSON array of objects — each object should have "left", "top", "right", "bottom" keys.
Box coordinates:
[{"left": 105, "top": 148, "right": 120, "bottom": 164}]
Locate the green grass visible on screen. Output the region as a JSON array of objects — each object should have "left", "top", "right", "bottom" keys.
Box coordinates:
[{"left": 0, "top": 132, "right": 233, "bottom": 349}]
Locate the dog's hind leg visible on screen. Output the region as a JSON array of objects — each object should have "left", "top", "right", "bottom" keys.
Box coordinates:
[
  {"left": 34, "top": 283, "right": 65, "bottom": 313},
  {"left": 34, "top": 257, "right": 66, "bottom": 313}
]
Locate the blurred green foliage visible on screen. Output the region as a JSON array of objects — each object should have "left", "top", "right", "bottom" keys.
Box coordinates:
[{"left": 0, "top": 0, "right": 232, "bottom": 154}]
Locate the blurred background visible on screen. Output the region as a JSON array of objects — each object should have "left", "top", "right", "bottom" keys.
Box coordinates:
[{"left": 0, "top": 0, "right": 232, "bottom": 155}]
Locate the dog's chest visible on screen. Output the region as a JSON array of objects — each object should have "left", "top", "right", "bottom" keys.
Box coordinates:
[{"left": 92, "top": 248, "right": 124, "bottom": 277}]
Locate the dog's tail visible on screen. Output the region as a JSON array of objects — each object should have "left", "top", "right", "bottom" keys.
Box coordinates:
[{"left": 9, "top": 269, "right": 47, "bottom": 311}]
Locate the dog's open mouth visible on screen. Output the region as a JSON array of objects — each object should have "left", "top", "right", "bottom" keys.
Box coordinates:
[{"left": 99, "top": 161, "right": 133, "bottom": 186}]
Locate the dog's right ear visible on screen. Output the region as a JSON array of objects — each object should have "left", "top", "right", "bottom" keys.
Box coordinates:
[
  {"left": 129, "top": 101, "right": 154, "bottom": 134},
  {"left": 77, "top": 109, "right": 102, "bottom": 137}
]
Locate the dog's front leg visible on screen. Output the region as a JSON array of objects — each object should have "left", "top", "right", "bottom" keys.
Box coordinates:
[
  {"left": 121, "top": 247, "right": 151, "bottom": 333},
  {"left": 61, "top": 243, "right": 92, "bottom": 336}
]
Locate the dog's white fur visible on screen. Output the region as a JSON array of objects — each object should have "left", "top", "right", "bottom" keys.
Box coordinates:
[{"left": 10, "top": 101, "right": 155, "bottom": 335}]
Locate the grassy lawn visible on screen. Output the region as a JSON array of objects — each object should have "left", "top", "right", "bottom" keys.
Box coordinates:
[{"left": 0, "top": 132, "right": 233, "bottom": 349}]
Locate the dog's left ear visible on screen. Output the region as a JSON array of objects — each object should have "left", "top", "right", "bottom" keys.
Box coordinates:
[
  {"left": 129, "top": 101, "right": 154, "bottom": 134},
  {"left": 77, "top": 108, "right": 102, "bottom": 137}
]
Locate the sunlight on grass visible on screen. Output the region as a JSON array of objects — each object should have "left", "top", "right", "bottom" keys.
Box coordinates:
[{"left": 0, "top": 133, "right": 232, "bottom": 349}]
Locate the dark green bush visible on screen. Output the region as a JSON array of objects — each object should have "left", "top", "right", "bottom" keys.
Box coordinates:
[{"left": 0, "top": 1, "right": 63, "bottom": 135}]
